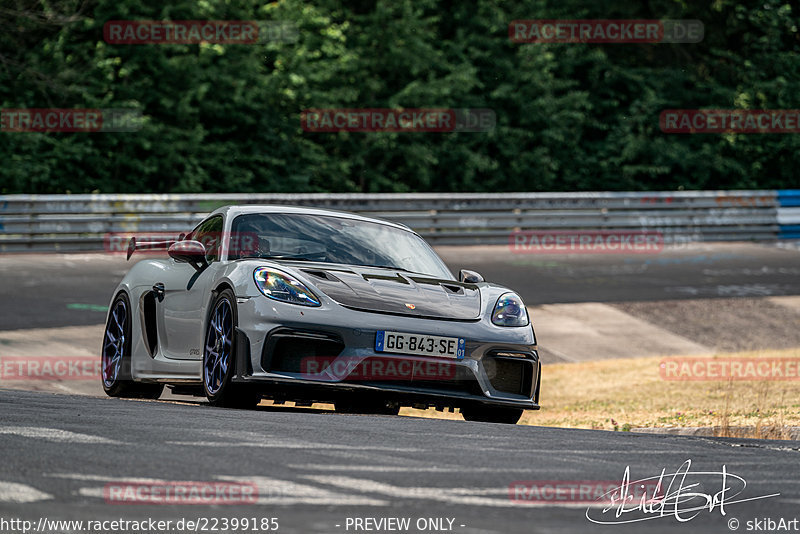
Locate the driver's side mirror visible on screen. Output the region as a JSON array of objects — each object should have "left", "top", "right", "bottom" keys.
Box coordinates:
[
  {"left": 459, "top": 269, "right": 484, "bottom": 283},
  {"left": 168, "top": 240, "right": 208, "bottom": 271}
]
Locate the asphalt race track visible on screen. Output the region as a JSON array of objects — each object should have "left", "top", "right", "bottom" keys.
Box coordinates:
[
  {"left": 1, "top": 389, "right": 798, "bottom": 534},
  {"left": 1, "top": 242, "right": 800, "bottom": 533},
  {"left": 437, "top": 242, "right": 800, "bottom": 304},
  {"left": 1, "top": 241, "right": 800, "bottom": 330}
]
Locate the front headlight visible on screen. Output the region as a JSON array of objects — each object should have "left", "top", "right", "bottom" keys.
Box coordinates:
[
  {"left": 491, "top": 292, "right": 529, "bottom": 327},
  {"left": 253, "top": 267, "right": 321, "bottom": 306}
]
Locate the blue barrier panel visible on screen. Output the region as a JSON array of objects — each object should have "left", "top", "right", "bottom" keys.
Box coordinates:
[
  {"left": 778, "top": 190, "right": 800, "bottom": 239},
  {"left": 777, "top": 190, "right": 800, "bottom": 207},
  {"left": 778, "top": 225, "right": 800, "bottom": 239}
]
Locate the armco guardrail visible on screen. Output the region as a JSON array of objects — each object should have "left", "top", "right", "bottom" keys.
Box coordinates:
[
  {"left": 778, "top": 190, "right": 800, "bottom": 239},
  {"left": 0, "top": 190, "right": 796, "bottom": 252}
]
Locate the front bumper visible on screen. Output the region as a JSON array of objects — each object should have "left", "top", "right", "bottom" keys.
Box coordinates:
[{"left": 232, "top": 297, "right": 541, "bottom": 410}]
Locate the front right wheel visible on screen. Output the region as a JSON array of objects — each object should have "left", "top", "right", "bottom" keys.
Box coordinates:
[
  {"left": 461, "top": 405, "right": 523, "bottom": 424},
  {"left": 203, "top": 289, "right": 260, "bottom": 409}
]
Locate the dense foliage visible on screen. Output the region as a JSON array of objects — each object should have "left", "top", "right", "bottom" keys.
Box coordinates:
[{"left": 1, "top": 0, "right": 798, "bottom": 193}]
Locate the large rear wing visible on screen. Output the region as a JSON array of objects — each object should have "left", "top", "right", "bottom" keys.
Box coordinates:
[{"left": 126, "top": 234, "right": 185, "bottom": 260}]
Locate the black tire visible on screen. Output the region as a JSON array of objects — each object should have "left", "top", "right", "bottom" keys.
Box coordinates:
[
  {"left": 461, "top": 406, "right": 523, "bottom": 424},
  {"left": 202, "top": 289, "right": 260, "bottom": 409},
  {"left": 101, "top": 292, "right": 163, "bottom": 399}
]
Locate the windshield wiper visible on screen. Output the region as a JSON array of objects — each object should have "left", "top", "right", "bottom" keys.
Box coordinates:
[
  {"left": 254, "top": 256, "right": 427, "bottom": 276},
  {"left": 361, "top": 264, "right": 426, "bottom": 275},
  {"left": 262, "top": 255, "right": 322, "bottom": 262}
]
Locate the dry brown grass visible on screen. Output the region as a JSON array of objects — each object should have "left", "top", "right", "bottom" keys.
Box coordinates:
[{"left": 398, "top": 348, "right": 800, "bottom": 439}]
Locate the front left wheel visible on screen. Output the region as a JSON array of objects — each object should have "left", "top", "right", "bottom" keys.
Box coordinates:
[
  {"left": 203, "top": 289, "right": 260, "bottom": 409},
  {"left": 102, "top": 293, "right": 163, "bottom": 399}
]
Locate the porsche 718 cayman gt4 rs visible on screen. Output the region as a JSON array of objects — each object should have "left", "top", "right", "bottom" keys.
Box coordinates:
[{"left": 102, "top": 205, "right": 540, "bottom": 424}]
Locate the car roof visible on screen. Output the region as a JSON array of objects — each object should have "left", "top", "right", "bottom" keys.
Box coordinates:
[{"left": 207, "top": 204, "right": 414, "bottom": 233}]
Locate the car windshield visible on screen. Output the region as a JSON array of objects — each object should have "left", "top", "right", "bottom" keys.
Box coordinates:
[{"left": 229, "top": 212, "right": 454, "bottom": 280}]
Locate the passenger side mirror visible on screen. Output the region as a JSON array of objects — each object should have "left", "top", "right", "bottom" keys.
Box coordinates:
[
  {"left": 168, "top": 240, "right": 208, "bottom": 271},
  {"left": 459, "top": 269, "right": 484, "bottom": 283}
]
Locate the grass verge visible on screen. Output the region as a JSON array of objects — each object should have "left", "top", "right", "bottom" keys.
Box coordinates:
[{"left": 400, "top": 348, "right": 800, "bottom": 439}]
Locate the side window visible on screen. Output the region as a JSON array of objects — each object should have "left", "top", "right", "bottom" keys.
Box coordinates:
[{"left": 188, "top": 216, "right": 224, "bottom": 263}]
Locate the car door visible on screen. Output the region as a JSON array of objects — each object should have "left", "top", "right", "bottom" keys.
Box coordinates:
[{"left": 156, "top": 215, "right": 224, "bottom": 361}]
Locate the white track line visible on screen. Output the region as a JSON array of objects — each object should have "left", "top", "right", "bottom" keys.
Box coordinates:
[
  {"left": 165, "top": 440, "right": 421, "bottom": 452},
  {"left": 49, "top": 473, "right": 386, "bottom": 507},
  {"left": 0, "top": 481, "right": 52, "bottom": 503},
  {"left": 0, "top": 426, "right": 121, "bottom": 444},
  {"left": 288, "top": 464, "right": 581, "bottom": 473},
  {"left": 305, "top": 475, "right": 606, "bottom": 508},
  {"left": 216, "top": 475, "right": 387, "bottom": 506}
]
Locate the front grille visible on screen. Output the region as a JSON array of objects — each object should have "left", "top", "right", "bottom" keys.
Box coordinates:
[
  {"left": 262, "top": 329, "right": 344, "bottom": 373},
  {"left": 484, "top": 356, "right": 535, "bottom": 396}
]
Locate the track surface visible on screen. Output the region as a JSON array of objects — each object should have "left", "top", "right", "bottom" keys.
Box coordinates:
[
  {"left": 438, "top": 242, "right": 800, "bottom": 304},
  {"left": 2, "top": 243, "right": 800, "bottom": 533},
  {"left": 1, "top": 241, "right": 799, "bottom": 330},
  {"left": 1, "top": 389, "right": 798, "bottom": 534}
]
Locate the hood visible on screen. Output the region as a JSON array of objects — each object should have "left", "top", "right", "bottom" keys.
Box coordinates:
[{"left": 298, "top": 266, "right": 481, "bottom": 320}]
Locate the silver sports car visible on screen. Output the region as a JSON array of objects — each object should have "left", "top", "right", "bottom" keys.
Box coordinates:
[{"left": 102, "top": 205, "right": 540, "bottom": 424}]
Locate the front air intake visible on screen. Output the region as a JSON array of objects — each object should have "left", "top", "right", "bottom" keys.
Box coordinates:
[
  {"left": 261, "top": 328, "right": 344, "bottom": 373},
  {"left": 483, "top": 352, "right": 536, "bottom": 396}
]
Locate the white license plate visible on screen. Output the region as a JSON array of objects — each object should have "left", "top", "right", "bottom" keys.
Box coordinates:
[{"left": 375, "top": 331, "right": 465, "bottom": 359}]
